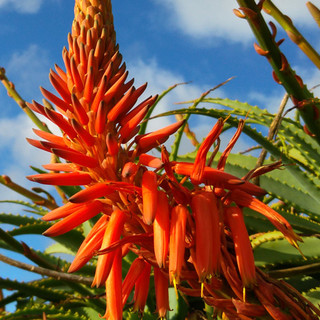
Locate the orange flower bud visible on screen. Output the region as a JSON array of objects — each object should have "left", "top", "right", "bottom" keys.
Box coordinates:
[
  {"left": 135, "top": 120, "right": 185, "bottom": 154},
  {"left": 174, "top": 162, "right": 266, "bottom": 197},
  {"left": 27, "top": 172, "right": 93, "bottom": 186},
  {"left": 133, "top": 261, "right": 151, "bottom": 314},
  {"left": 191, "top": 191, "right": 220, "bottom": 283},
  {"left": 225, "top": 206, "right": 256, "bottom": 288},
  {"left": 154, "top": 267, "right": 170, "bottom": 318},
  {"left": 154, "top": 191, "right": 170, "bottom": 268},
  {"left": 191, "top": 118, "right": 224, "bottom": 184},
  {"left": 106, "top": 132, "right": 119, "bottom": 156},
  {"left": 229, "top": 189, "right": 302, "bottom": 248},
  {"left": 51, "top": 148, "right": 98, "bottom": 168},
  {"left": 121, "top": 162, "right": 139, "bottom": 179},
  {"left": 122, "top": 257, "right": 146, "bottom": 306},
  {"left": 68, "top": 214, "right": 108, "bottom": 273},
  {"left": 142, "top": 170, "right": 158, "bottom": 225},
  {"left": 139, "top": 154, "right": 163, "bottom": 169},
  {"left": 169, "top": 204, "right": 188, "bottom": 285},
  {"left": 42, "top": 200, "right": 104, "bottom": 237},
  {"left": 92, "top": 209, "right": 126, "bottom": 287},
  {"left": 104, "top": 248, "right": 123, "bottom": 320}
]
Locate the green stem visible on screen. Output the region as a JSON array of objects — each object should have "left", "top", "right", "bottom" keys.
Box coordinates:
[
  {"left": 263, "top": 0, "right": 320, "bottom": 69},
  {"left": 307, "top": 2, "right": 320, "bottom": 28},
  {"left": 0, "top": 175, "right": 57, "bottom": 210},
  {"left": 235, "top": 0, "right": 320, "bottom": 145},
  {"left": 0, "top": 67, "right": 50, "bottom": 133}
]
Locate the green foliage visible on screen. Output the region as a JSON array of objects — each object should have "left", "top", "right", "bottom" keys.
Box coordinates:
[{"left": 2, "top": 1, "right": 320, "bottom": 319}]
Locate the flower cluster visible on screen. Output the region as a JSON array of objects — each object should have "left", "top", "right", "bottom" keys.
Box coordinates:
[{"left": 26, "top": 1, "right": 320, "bottom": 319}]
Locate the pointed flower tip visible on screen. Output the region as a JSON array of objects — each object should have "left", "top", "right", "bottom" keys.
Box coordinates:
[{"left": 27, "top": 172, "right": 93, "bottom": 186}]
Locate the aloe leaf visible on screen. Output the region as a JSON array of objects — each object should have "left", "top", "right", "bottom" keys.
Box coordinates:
[
  {"left": 0, "top": 200, "right": 48, "bottom": 216},
  {"left": 277, "top": 121, "right": 320, "bottom": 172},
  {"left": 0, "top": 213, "right": 41, "bottom": 227},
  {"left": 0, "top": 304, "right": 88, "bottom": 320},
  {"left": 0, "top": 278, "right": 70, "bottom": 302},
  {"left": 45, "top": 242, "right": 76, "bottom": 256},
  {"left": 0, "top": 292, "right": 27, "bottom": 308},
  {"left": 303, "top": 287, "right": 320, "bottom": 307},
  {"left": 7, "top": 221, "right": 84, "bottom": 252},
  {"left": 253, "top": 236, "right": 320, "bottom": 270},
  {"left": 83, "top": 307, "right": 101, "bottom": 320}
]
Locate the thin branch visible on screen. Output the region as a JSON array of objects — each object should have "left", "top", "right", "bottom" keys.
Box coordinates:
[
  {"left": 0, "top": 175, "right": 57, "bottom": 210},
  {"left": 252, "top": 93, "right": 288, "bottom": 185},
  {"left": 0, "top": 253, "right": 93, "bottom": 286},
  {"left": 0, "top": 67, "right": 50, "bottom": 133}
]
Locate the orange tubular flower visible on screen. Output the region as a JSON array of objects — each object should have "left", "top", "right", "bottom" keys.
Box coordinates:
[
  {"left": 191, "top": 118, "right": 224, "bottom": 184},
  {"left": 68, "top": 214, "right": 108, "bottom": 273},
  {"left": 154, "top": 267, "right": 170, "bottom": 319},
  {"left": 43, "top": 200, "right": 104, "bottom": 237},
  {"left": 153, "top": 191, "right": 170, "bottom": 268},
  {"left": 191, "top": 191, "right": 221, "bottom": 283},
  {"left": 122, "top": 257, "right": 146, "bottom": 306},
  {"left": 229, "top": 189, "right": 302, "bottom": 248},
  {"left": 132, "top": 262, "right": 152, "bottom": 314},
  {"left": 174, "top": 162, "right": 266, "bottom": 197},
  {"left": 104, "top": 248, "right": 122, "bottom": 320},
  {"left": 169, "top": 204, "right": 188, "bottom": 286},
  {"left": 92, "top": 209, "right": 126, "bottom": 288},
  {"left": 225, "top": 206, "right": 256, "bottom": 289},
  {"left": 142, "top": 170, "right": 158, "bottom": 225}
]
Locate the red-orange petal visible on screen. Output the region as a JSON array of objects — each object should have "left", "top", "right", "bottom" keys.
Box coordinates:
[
  {"left": 68, "top": 214, "right": 108, "bottom": 273},
  {"left": 42, "top": 202, "right": 84, "bottom": 221},
  {"left": 139, "top": 154, "right": 163, "bottom": 169},
  {"left": 142, "top": 170, "right": 158, "bottom": 225},
  {"left": 174, "top": 162, "right": 266, "bottom": 196},
  {"left": 154, "top": 267, "right": 170, "bottom": 318},
  {"left": 43, "top": 200, "right": 103, "bottom": 237},
  {"left": 225, "top": 206, "right": 256, "bottom": 288},
  {"left": 133, "top": 261, "right": 151, "bottom": 313},
  {"left": 27, "top": 172, "right": 93, "bottom": 186},
  {"left": 169, "top": 204, "right": 188, "bottom": 284},
  {"left": 135, "top": 120, "right": 185, "bottom": 154},
  {"left": 191, "top": 118, "right": 224, "bottom": 183},
  {"left": 69, "top": 182, "right": 120, "bottom": 203},
  {"left": 191, "top": 191, "right": 221, "bottom": 282},
  {"left": 51, "top": 148, "right": 99, "bottom": 168},
  {"left": 154, "top": 191, "right": 170, "bottom": 268},
  {"left": 92, "top": 209, "right": 126, "bottom": 287},
  {"left": 122, "top": 257, "right": 146, "bottom": 306},
  {"left": 42, "top": 163, "right": 76, "bottom": 172},
  {"left": 229, "top": 189, "right": 302, "bottom": 248},
  {"left": 104, "top": 248, "right": 123, "bottom": 320}
]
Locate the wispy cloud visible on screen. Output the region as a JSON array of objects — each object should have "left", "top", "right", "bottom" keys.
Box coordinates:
[
  {"left": 0, "top": 0, "right": 43, "bottom": 13},
  {"left": 6, "top": 44, "right": 51, "bottom": 101},
  {"left": 127, "top": 58, "right": 230, "bottom": 153},
  {"left": 152, "top": 0, "right": 316, "bottom": 44}
]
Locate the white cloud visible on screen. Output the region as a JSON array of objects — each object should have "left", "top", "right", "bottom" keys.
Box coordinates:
[
  {"left": 0, "top": 0, "right": 43, "bottom": 13},
  {"left": 6, "top": 44, "right": 50, "bottom": 101},
  {"left": 152, "top": 0, "right": 316, "bottom": 44},
  {"left": 126, "top": 58, "right": 248, "bottom": 155},
  {"left": 0, "top": 114, "right": 50, "bottom": 173}
]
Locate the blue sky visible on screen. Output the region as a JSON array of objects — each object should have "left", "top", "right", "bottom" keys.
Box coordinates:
[{"left": 0, "top": 0, "right": 320, "bottom": 311}]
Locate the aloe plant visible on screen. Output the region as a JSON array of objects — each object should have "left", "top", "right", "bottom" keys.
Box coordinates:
[{"left": 1, "top": 1, "right": 320, "bottom": 319}]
